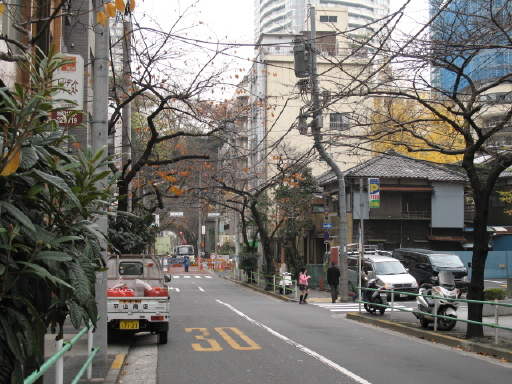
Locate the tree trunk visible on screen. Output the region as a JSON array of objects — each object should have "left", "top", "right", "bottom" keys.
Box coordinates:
[
  {"left": 250, "top": 201, "right": 275, "bottom": 290},
  {"left": 466, "top": 197, "right": 489, "bottom": 338}
]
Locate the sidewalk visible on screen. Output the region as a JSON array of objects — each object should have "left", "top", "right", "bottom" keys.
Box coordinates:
[
  {"left": 42, "top": 328, "right": 130, "bottom": 384},
  {"left": 221, "top": 271, "right": 512, "bottom": 362}
]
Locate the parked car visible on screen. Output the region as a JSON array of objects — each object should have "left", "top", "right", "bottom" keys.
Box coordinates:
[
  {"left": 348, "top": 254, "right": 419, "bottom": 299},
  {"left": 392, "top": 248, "right": 470, "bottom": 293}
]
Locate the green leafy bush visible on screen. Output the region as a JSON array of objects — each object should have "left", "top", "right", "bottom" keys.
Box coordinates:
[
  {"left": 484, "top": 288, "right": 508, "bottom": 301},
  {"left": 0, "top": 49, "right": 118, "bottom": 383}
]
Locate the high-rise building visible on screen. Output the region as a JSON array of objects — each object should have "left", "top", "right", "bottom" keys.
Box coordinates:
[
  {"left": 430, "top": 0, "right": 512, "bottom": 91},
  {"left": 430, "top": 0, "right": 512, "bottom": 149},
  {"left": 254, "top": 0, "right": 390, "bottom": 41}
]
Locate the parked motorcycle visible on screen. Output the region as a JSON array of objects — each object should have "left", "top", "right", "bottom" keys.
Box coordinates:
[
  {"left": 414, "top": 271, "right": 460, "bottom": 331},
  {"left": 363, "top": 278, "right": 388, "bottom": 315},
  {"left": 279, "top": 272, "right": 293, "bottom": 294}
]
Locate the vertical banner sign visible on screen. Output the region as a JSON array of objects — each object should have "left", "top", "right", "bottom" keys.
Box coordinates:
[
  {"left": 51, "top": 54, "right": 84, "bottom": 127},
  {"left": 368, "top": 178, "right": 380, "bottom": 208}
]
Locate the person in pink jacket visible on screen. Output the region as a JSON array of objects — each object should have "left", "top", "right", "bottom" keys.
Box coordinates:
[{"left": 298, "top": 267, "right": 311, "bottom": 304}]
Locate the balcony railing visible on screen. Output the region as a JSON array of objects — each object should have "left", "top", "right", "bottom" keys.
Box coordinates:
[
  {"left": 369, "top": 210, "right": 431, "bottom": 219},
  {"left": 259, "top": 45, "right": 369, "bottom": 58}
]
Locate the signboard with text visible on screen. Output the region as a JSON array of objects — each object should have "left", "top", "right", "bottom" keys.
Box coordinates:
[
  {"left": 52, "top": 54, "right": 84, "bottom": 127},
  {"left": 369, "top": 178, "right": 380, "bottom": 208},
  {"left": 54, "top": 54, "right": 84, "bottom": 109}
]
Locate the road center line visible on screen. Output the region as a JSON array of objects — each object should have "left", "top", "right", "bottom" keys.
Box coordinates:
[
  {"left": 217, "top": 300, "right": 372, "bottom": 384},
  {"left": 199, "top": 287, "right": 205, "bottom": 292}
]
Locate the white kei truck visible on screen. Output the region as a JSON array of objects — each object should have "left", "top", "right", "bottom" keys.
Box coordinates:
[{"left": 106, "top": 254, "right": 170, "bottom": 344}]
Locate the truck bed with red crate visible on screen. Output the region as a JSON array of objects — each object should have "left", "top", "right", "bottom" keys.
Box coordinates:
[{"left": 106, "top": 254, "right": 170, "bottom": 344}]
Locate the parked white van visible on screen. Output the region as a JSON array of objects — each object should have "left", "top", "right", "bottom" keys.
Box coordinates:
[{"left": 348, "top": 254, "right": 419, "bottom": 299}]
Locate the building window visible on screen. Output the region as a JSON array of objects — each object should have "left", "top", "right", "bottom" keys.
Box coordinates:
[
  {"left": 330, "top": 113, "right": 350, "bottom": 130},
  {"left": 320, "top": 15, "right": 337, "bottom": 23},
  {"left": 312, "top": 204, "right": 324, "bottom": 213}
]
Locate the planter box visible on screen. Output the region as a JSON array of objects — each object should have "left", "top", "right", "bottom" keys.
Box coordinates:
[{"left": 482, "top": 299, "right": 512, "bottom": 317}]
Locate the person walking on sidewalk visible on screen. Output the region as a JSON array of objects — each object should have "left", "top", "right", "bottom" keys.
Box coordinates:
[
  {"left": 327, "top": 262, "right": 341, "bottom": 303},
  {"left": 298, "top": 267, "right": 311, "bottom": 304}
]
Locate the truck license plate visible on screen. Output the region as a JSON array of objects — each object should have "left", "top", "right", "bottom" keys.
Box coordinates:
[{"left": 120, "top": 320, "right": 139, "bottom": 329}]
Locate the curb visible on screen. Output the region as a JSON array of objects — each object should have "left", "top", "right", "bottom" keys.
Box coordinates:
[
  {"left": 346, "top": 312, "right": 512, "bottom": 362},
  {"left": 103, "top": 353, "right": 127, "bottom": 384}
]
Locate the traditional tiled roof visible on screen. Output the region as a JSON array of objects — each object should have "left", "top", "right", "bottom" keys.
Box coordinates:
[{"left": 318, "top": 150, "right": 467, "bottom": 185}]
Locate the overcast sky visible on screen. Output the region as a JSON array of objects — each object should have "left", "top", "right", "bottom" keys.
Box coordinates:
[
  {"left": 136, "top": 0, "right": 428, "bottom": 96},
  {"left": 166, "top": 0, "right": 428, "bottom": 43},
  {"left": 138, "top": 0, "right": 428, "bottom": 55},
  {"left": 140, "top": 0, "right": 254, "bottom": 43}
]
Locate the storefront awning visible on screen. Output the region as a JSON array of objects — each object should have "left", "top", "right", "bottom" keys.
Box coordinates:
[
  {"left": 380, "top": 186, "right": 433, "bottom": 191},
  {"left": 427, "top": 235, "right": 467, "bottom": 242}
]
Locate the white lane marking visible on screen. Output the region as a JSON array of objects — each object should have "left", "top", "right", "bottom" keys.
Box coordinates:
[
  {"left": 199, "top": 287, "right": 205, "bottom": 292},
  {"left": 217, "top": 300, "right": 372, "bottom": 384},
  {"left": 169, "top": 275, "right": 212, "bottom": 279}
]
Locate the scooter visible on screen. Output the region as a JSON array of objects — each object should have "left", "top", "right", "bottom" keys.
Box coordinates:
[
  {"left": 414, "top": 271, "right": 459, "bottom": 331},
  {"left": 279, "top": 272, "right": 293, "bottom": 294},
  {"left": 363, "top": 278, "right": 388, "bottom": 315}
]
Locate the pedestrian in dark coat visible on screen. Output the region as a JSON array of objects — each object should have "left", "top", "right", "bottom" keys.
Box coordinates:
[{"left": 327, "top": 262, "right": 341, "bottom": 303}]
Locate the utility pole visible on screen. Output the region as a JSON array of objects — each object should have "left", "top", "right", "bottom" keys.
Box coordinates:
[
  {"left": 91, "top": 1, "right": 110, "bottom": 362},
  {"left": 294, "top": 6, "right": 349, "bottom": 301},
  {"left": 122, "top": 18, "right": 133, "bottom": 212},
  {"left": 198, "top": 175, "right": 202, "bottom": 268}
]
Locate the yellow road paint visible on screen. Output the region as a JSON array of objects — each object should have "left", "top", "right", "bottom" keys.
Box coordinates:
[
  {"left": 110, "top": 354, "right": 125, "bottom": 369},
  {"left": 186, "top": 327, "right": 261, "bottom": 351},
  {"left": 214, "top": 327, "right": 261, "bottom": 350},
  {"left": 186, "top": 327, "right": 223, "bottom": 351}
]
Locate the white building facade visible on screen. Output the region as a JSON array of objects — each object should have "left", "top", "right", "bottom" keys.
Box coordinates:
[{"left": 254, "top": 0, "right": 390, "bottom": 41}]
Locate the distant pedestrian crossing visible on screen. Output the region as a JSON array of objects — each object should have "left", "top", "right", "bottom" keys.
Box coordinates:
[
  {"left": 172, "top": 275, "right": 212, "bottom": 279},
  {"left": 312, "top": 302, "right": 415, "bottom": 313}
]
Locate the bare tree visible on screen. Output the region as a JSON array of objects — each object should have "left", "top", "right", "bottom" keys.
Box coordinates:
[
  {"left": 325, "top": 0, "right": 512, "bottom": 338},
  {"left": 208, "top": 141, "right": 316, "bottom": 287},
  {"left": 105, "top": 3, "right": 255, "bottom": 220}
]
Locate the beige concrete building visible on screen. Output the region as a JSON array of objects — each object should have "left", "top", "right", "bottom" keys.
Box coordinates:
[{"left": 244, "top": 7, "right": 372, "bottom": 185}]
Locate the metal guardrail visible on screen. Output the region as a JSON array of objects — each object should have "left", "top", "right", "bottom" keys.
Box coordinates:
[
  {"left": 355, "top": 287, "right": 512, "bottom": 344},
  {"left": 229, "top": 270, "right": 299, "bottom": 300},
  {"left": 24, "top": 319, "right": 99, "bottom": 384}
]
